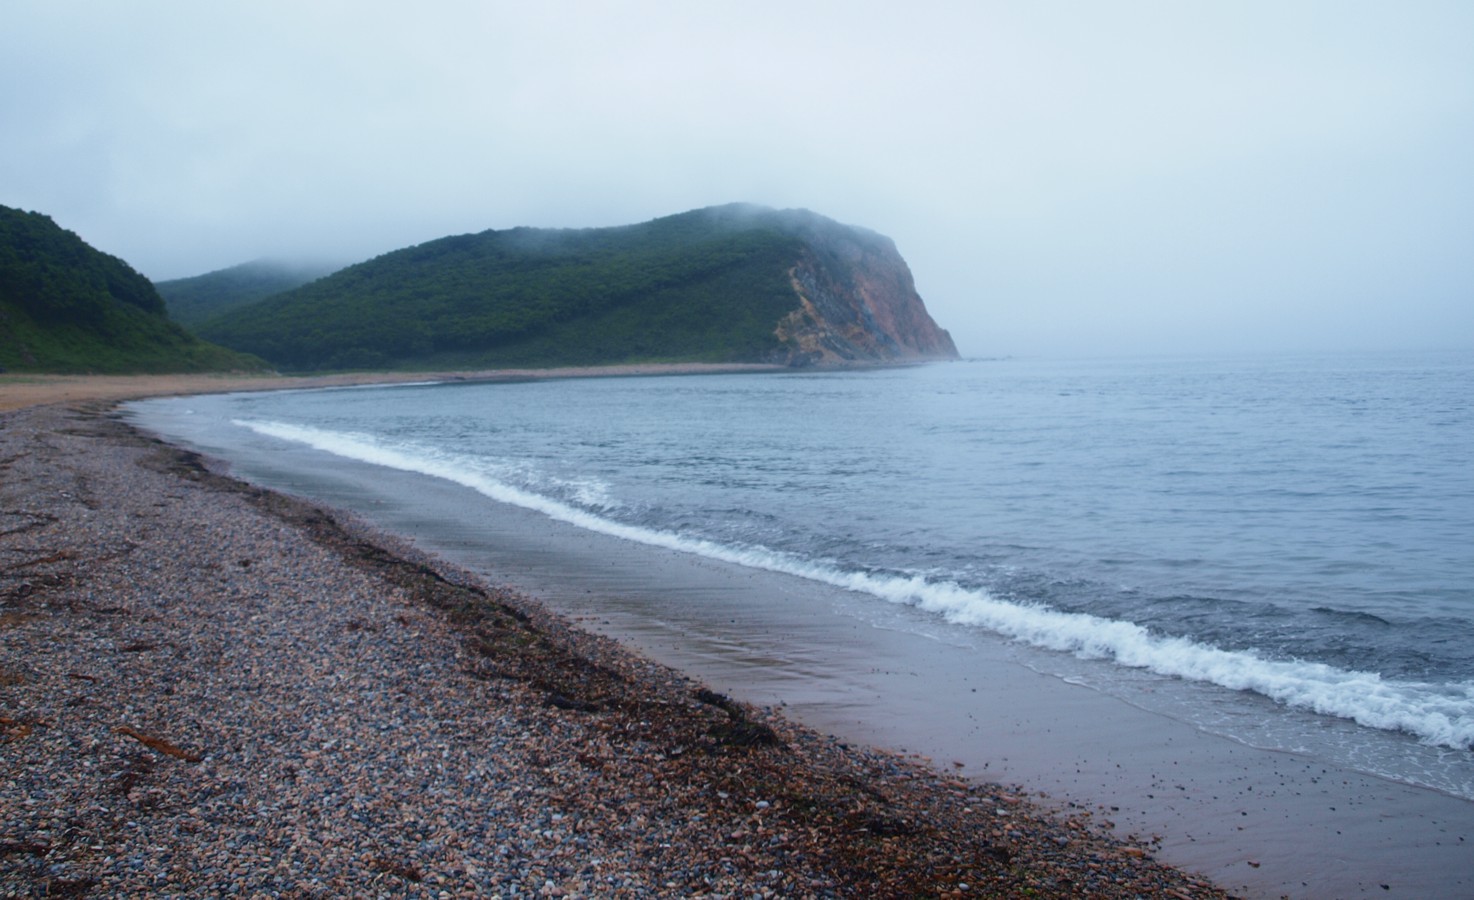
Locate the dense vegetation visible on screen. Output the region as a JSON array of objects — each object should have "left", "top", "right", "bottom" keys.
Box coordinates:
[
  {"left": 198, "top": 205, "right": 812, "bottom": 371},
  {"left": 0, "top": 205, "right": 262, "bottom": 373},
  {"left": 156, "top": 259, "right": 339, "bottom": 328}
]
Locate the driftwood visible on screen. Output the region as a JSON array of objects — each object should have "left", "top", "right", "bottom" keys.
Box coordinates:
[{"left": 113, "top": 725, "right": 203, "bottom": 762}]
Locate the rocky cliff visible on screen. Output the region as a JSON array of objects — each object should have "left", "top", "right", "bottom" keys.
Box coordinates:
[{"left": 741, "top": 206, "right": 958, "bottom": 365}]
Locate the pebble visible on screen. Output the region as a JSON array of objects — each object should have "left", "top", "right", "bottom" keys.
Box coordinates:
[{"left": 1, "top": 403, "right": 1231, "bottom": 898}]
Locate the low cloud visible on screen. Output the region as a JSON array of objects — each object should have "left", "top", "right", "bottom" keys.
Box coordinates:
[{"left": 4, "top": 0, "right": 1471, "bottom": 356}]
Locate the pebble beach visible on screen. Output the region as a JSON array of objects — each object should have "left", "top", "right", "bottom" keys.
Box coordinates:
[{"left": 0, "top": 395, "right": 1231, "bottom": 898}]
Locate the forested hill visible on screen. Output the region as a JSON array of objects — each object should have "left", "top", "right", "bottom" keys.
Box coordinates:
[
  {"left": 0, "top": 205, "right": 262, "bottom": 373},
  {"left": 196, "top": 204, "right": 959, "bottom": 372},
  {"left": 156, "top": 259, "right": 340, "bottom": 328}
]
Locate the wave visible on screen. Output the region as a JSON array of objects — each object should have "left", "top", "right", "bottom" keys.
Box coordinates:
[{"left": 236, "top": 418, "right": 1474, "bottom": 750}]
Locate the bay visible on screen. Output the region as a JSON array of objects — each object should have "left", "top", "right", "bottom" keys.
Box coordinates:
[{"left": 127, "top": 349, "right": 1474, "bottom": 895}]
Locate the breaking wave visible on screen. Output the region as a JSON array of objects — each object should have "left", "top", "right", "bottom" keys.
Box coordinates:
[{"left": 237, "top": 417, "right": 1474, "bottom": 750}]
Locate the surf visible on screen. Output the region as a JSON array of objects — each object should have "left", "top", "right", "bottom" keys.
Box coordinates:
[{"left": 236, "top": 416, "right": 1474, "bottom": 751}]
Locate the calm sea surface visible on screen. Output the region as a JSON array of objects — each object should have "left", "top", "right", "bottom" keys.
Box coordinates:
[{"left": 129, "top": 350, "right": 1474, "bottom": 796}]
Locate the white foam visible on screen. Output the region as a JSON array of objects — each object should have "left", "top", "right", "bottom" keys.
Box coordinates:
[{"left": 235, "top": 417, "right": 1474, "bottom": 750}]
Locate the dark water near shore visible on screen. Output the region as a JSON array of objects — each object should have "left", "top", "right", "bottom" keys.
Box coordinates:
[{"left": 129, "top": 351, "right": 1474, "bottom": 799}]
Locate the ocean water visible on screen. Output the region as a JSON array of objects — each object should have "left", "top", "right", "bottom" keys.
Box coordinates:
[{"left": 128, "top": 350, "right": 1474, "bottom": 797}]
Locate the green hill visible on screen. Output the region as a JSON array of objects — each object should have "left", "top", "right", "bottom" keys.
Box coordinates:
[
  {"left": 0, "top": 205, "right": 264, "bottom": 374},
  {"left": 197, "top": 204, "right": 958, "bottom": 372},
  {"left": 156, "top": 259, "right": 340, "bottom": 328}
]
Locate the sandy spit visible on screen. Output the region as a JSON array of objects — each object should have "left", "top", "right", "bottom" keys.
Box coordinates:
[
  {"left": 0, "top": 398, "right": 1230, "bottom": 898},
  {"left": 0, "top": 363, "right": 789, "bottom": 414}
]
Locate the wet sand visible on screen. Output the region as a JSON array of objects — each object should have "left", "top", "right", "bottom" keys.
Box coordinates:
[{"left": 2, "top": 395, "right": 1229, "bottom": 896}]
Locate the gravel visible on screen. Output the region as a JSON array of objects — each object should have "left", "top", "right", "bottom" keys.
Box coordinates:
[{"left": 1, "top": 402, "right": 1232, "bottom": 898}]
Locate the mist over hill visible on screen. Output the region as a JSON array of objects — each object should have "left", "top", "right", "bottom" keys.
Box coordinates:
[
  {"left": 156, "top": 259, "right": 341, "bottom": 328},
  {"left": 196, "top": 204, "right": 958, "bottom": 372}
]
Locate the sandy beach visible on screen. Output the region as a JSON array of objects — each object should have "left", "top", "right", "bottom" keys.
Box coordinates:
[
  {"left": 0, "top": 384, "right": 1229, "bottom": 896},
  {"left": 0, "top": 364, "right": 788, "bottom": 415}
]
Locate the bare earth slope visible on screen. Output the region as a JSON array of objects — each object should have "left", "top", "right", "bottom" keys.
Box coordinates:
[{"left": 0, "top": 402, "right": 1227, "bottom": 898}]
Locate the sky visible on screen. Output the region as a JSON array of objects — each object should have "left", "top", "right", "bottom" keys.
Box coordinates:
[{"left": 3, "top": 1, "right": 1472, "bottom": 358}]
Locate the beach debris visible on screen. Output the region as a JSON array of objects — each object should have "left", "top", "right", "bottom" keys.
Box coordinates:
[
  {"left": 366, "top": 855, "right": 423, "bottom": 882},
  {"left": 0, "top": 840, "right": 50, "bottom": 858},
  {"left": 1, "top": 549, "right": 76, "bottom": 572},
  {"left": 113, "top": 725, "right": 203, "bottom": 762},
  {"left": 1, "top": 715, "right": 35, "bottom": 740},
  {"left": 847, "top": 809, "right": 916, "bottom": 837},
  {"left": 695, "top": 688, "right": 782, "bottom": 748},
  {"left": 546, "top": 692, "right": 600, "bottom": 712}
]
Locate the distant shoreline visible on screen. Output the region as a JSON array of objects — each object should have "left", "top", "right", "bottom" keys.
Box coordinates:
[{"left": 0, "top": 362, "right": 788, "bottom": 413}]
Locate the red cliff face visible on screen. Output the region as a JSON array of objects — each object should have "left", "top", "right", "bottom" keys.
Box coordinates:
[{"left": 757, "top": 208, "right": 959, "bottom": 366}]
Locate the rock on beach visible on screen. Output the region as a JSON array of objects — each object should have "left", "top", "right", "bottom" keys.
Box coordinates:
[{"left": 0, "top": 400, "right": 1232, "bottom": 898}]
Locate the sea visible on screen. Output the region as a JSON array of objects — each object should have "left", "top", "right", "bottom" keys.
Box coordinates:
[{"left": 126, "top": 350, "right": 1474, "bottom": 811}]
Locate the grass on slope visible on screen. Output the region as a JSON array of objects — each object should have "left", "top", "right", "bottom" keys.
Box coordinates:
[{"left": 197, "top": 209, "right": 808, "bottom": 372}]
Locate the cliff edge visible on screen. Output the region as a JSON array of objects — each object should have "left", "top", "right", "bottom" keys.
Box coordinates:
[{"left": 736, "top": 206, "right": 958, "bottom": 365}]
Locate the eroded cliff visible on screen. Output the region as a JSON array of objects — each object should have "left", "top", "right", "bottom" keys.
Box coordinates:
[{"left": 749, "top": 207, "right": 958, "bottom": 365}]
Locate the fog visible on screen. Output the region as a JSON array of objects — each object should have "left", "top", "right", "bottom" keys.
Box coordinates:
[{"left": 4, "top": 1, "right": 1471, "bottom": 357}]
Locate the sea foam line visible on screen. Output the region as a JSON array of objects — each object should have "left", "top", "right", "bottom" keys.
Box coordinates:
[{"left": 236, "top": 418, "right": 1474, "bottom": 750}]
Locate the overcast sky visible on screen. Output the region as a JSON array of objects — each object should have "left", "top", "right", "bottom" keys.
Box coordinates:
[{"left": 4, "top": 1, "right": 1471, "bottom": 357}]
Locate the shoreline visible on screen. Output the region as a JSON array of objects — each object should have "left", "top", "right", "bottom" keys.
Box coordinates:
[
  {"left": 0, "top": 364, "right": 788, "bottom": 414},
  {"left": 0, "top": 399, "right": 1229, "bottom": 896},
  {"left": 135, "top": 383, "right": 1473, "bottom": 898},
  {"left": 121, "top": 370, "right": 1474, "bottom": 898}
]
